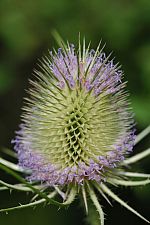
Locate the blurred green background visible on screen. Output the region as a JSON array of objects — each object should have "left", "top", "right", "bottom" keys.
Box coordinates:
[{"left": 0, "top": 0, "right": 150, "bottom": 225}]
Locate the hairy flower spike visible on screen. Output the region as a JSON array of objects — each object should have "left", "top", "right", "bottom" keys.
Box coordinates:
[{"left": 13, "top": 40, "right": 135, "bottom": 186}]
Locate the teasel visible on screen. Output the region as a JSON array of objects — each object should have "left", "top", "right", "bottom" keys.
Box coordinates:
[{"left": 0, "top": 34, "right": 150, "bottom": 225}]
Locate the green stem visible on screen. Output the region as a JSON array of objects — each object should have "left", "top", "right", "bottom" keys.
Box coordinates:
[
  {"left": 0, "top": 191, "right": 57, "bottom": 213},
  {"left": 0, "top": 163, "right": 67, "bottom": 208}
]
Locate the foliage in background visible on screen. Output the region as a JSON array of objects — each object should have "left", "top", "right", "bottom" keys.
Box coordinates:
[
  {"left": 0, "top": 1, "right": 149, "bottom": 225},
  {"left": 0, "top": 0, "right": 150, "bottom": 129}
]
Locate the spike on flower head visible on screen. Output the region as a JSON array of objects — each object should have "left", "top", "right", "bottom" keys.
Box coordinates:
[{"left": 12, "top": 39, "right": 135, "bottom": 186}]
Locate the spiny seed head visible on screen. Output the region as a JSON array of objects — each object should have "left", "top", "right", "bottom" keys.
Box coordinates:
[{"left": 13, "top": 40, "right": 135, "bottom": 186}]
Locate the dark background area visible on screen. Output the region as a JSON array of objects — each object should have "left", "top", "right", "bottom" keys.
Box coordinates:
[{"left": 0, "top": 0, "right": 150, "bottom": 225}]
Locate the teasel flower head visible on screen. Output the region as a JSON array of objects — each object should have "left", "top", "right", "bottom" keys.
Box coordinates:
[
  {"left": 13, "top": 40, "right": 135, "bottom": 186},
  {"left": 1, "top": 36, "right": 150, "bottom": 225}
]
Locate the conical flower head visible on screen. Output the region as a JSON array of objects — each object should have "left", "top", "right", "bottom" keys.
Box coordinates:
[{"left": 13, "top": 40, "right": 135, "bottom": 185}]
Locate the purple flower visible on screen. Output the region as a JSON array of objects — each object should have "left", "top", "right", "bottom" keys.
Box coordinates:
[
  {"left": 0, "top": 37, "right": 148, "bottom": 225},
  {"left": 12, "top": 41, "right": 135, "bottom": 186}
]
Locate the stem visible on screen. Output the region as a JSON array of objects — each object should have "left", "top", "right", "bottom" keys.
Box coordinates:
[
  {"left": 0, "top": 191, "right": 57, "bottom": 213},
  {"left": 0, "top": 163, "right": 66, "bottom": 207},
  {"left": 0, "top": 180, "right": 34, "bottom": 192}
]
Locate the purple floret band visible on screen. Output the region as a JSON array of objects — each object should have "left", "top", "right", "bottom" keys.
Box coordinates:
[{"left": 12, "top": 128, "right": 135, "bottom": 186}]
